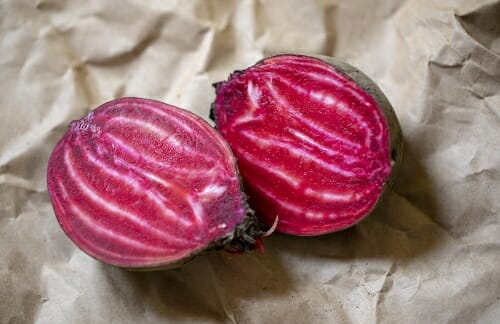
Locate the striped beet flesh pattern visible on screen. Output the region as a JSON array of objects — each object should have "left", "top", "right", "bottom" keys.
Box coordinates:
[
  {"left": 212, "top": 54, "right": 402, "bottom": 236},
  {"left": 47, "top": 97, "right": 256, "bottom": 269}
]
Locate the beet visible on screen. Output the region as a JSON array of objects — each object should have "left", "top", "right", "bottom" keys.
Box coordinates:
[
  {"left": 47, "top": 97, "right": 261, "bottom": 269},
  {"left": 211, "top": 54, "right": 403, "bottom": 236}
]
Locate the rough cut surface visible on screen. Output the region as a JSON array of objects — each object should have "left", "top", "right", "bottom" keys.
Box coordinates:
[
  {"left": 47, "top": 97, "right": 247, "bottom": 268},
  {"left": 212, "top": 54, "right": 402, "bottom": 235}
]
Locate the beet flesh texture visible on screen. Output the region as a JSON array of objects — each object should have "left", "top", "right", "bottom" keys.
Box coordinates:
[
  {"left": 47, "top": 97, "right": 250, "bottom": 269},
  {"left": 213, "top": 54, "right": 402, "bottom": 236}
]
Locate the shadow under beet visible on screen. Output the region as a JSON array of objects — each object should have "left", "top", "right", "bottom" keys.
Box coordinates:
[
  {"left": 270, "top": 138, "right": 444, "bottom": 261},
  {"left": 99, "top": 246, "right": 294, "bottom": 322}
]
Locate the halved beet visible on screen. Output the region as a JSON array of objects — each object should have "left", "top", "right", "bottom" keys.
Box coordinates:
[
  {"left": 47, "top": 97, "right": 261, "bottom": 269},
  {"left": 212, "top": 54, "right": 403, "bottom": 236}
]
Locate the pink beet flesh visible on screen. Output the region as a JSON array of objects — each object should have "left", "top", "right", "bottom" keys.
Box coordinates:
[
  {"left": 47, "top": 98, "right": 245, "bottom": 268},
  {"left": 213, "top": 55, "right": 393, "bottom": 235}
]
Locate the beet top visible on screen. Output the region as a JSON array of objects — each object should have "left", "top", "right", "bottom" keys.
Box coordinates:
[
  {"left": 212, "top": 54, "right": 403, "bottom": 236},
  {"left": 47, "top": 97, "right": 261, "bottom": 269}
]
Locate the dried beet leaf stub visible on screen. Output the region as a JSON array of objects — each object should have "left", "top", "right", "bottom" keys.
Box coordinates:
[
  {"left": 212, "top": 54, "right": 403, "bottom": 236},
  {"left": 47, "top": 97, "right": 262, "bottom": 270}
]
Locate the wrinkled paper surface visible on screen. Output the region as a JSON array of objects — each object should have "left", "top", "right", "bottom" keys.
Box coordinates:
[{"left": 1, "top": 0, "right": 500, "bottom": 323}]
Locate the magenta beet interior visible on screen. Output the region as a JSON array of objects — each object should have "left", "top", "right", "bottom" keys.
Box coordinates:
[
  {"left": 47, "top": 98, "right": 245, "bottom": 267},
  {"left": 213, "top": 55, "right": 392, "bottom": 235}
]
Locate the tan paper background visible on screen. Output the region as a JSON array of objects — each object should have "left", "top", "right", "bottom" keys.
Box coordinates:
[{"left": 1, "top": 0, "right": 499, "bottom": 323}]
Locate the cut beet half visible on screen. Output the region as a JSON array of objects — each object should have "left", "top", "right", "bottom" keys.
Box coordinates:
[
  {"left": 212, "top": 54, "right": 403, "bottom": 236},
  {"left": 47, "top": 97, "right": 261, "bottom": 269}
]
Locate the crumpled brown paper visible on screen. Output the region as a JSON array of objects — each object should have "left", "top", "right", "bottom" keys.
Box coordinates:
[{"left": 1, "top": 0, "right": 499, "bottom": 323}]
